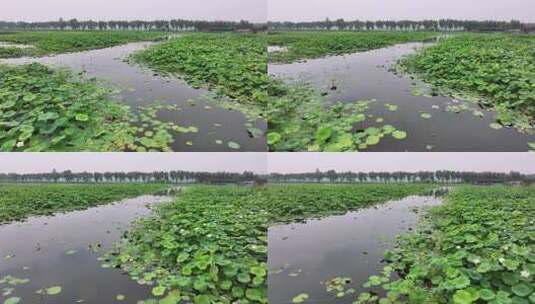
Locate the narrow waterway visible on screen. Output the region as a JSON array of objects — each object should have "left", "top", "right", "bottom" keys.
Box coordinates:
[
  {"left": 2, "top": 42, "right": 267, "bottom": 152},
  {"left": 0, "top": 195, "right": 172, "bottom": 304},
  {"left": 268, "top": 191, "right": 445, "bottom": 304},
  {"left": 269, "top": 43, "right": 534, "bottom": 151}
]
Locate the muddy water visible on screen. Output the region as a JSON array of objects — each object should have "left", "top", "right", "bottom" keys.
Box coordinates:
[
  {"left": 268, "top": 193, "right": 444, "bottom": 304},
  {"left": 2, "top": 42, "right": 267, "bottom": 152},
  {"left": 0, "top": 195, "right": 172, "bottom": 304},
  {"left": 269, "top": 43, "right": 534, "bottom": 151}
]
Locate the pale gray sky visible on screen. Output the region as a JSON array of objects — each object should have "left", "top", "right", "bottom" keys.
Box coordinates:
[
  {"left": 1, "top": 0, "right": 267, "bottom": 22},
  {"left": 269, "top": 0, "right": 535, "bottom": 22},
  {"left": 0, "top": 153, "right": 268, "bottom": 174},
  {"left": 267, "top": 153, "right": 535, "bottom": 174},
  {"left": 1, "top": 153, "right": 534, "bottom": 174}
]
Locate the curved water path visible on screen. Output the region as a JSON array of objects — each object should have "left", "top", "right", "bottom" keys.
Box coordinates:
[
  {"left": 268, "top": 191, "right": 445, "bottom": 304},
  {"left": 2, "top": 42, "right": 267, "bottom": 152},
  {"left": 0, "top": 195, "right": 172, "bottom": 303},
  {"left": 269, "top": 43, "right": 534, "bottom": 151}
]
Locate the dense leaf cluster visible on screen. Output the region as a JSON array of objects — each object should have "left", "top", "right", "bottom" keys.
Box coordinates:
[
  {"left": 357, "top": 185, "right": 535, "bottom": 304},
  {"left": 107, "top": 184, "right": 432, "bottom": 303},
  {"left": 132, "top": 33, "right": 269, "bottom": 113},
  {"left": 401, "top": 34, "right": 535, "bottom": 131}
]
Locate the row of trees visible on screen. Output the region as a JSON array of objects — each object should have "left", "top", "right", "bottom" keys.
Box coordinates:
[
  {"left": 268, "top": 19, "right": 523, "bottom": 32},
  {"left": 1, "top": 170, "right": 532, "bottom": 185},
  {"left": 0, "top": 170, "right": 258, "bottom": 184},
  {"left": 268, "top": 170, "right": 533, "bottom": 184},
  {"left": 0, "top": 19, "right": 262, "bottom": 32}
]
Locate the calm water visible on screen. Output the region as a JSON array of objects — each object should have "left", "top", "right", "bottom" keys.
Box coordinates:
[
  {"left": 269, "top": 43, "right": 534, "bottom": 151},
  {"left": 268, "top": 193, "right": 444, "bottom": 304},
  {"left": 0, "top": 195, "right": 172, "bottom": 304},
  {"left": 2, "top": 42, "right": 267, "bottom": 152}
]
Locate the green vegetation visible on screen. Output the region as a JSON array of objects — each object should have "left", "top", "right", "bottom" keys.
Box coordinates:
[
  {"left": 0, "top": 31, "right": 166, "bottom": 57},
  {"left": 0, "top": 63, "right": 133, "bottom": 151},
  {"left": 106, "top": 184, "right": 432, "bottom": 303},
  {"left": 266, "top": 31, "right": 439, "bottom": 151},
  {"left": 357, "top": 185, "right": 535, "bottom": 304},
  {"left": 0, "top": 47, "right": 24, "bottom": 58},
  {"left": 0, "top": 64, "right": 207, "bottom": 152},
  {"left": 401, "top": 34, "right": 535, "bottom": 131},
  {"left": 0, "top": 183, "right": 168, "bottom": 223},
  {"left": 268, "top": 31, "right": 437, "bottom": 63},
  {"left": 267, "top": 83, "right": 407, "bottom": 151},
  {"left": 132, "top": 33, "right": 270, "bottom": 116}
]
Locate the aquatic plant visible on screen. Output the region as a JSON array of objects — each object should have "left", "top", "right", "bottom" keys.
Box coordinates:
[
  {"left": 357, "top": 185, "right": 535, "bottom": 304},
  {"left": 132, "top": 33, "right": 269, "bottom": 115},
  {"left": 0, "top": 31, "right": 166, "bottom": 57},
  {"left": 106, "top": 184, "right": 433, "bottom": 303},
  {"left": 267, "top": 83, "right": 407, "bottom": 151},
  {"left": 0, "top": 64, "right": 208, "bottom": 152},
  {"left": 401, "top": 33, "right": 535, "bottom": 131},
  {"left": 0, "top": 47, "right": 26, "bottom": 58},
  {"left": 268, "top": 31, "right": 437, "bottom": 63},
  {"left": 0, "top": 183, "right": 168, "bottom": 223}
]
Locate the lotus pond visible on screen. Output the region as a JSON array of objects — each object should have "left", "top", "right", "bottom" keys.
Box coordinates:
[
  {"left": 0, "top": 194, "right": 172, "bottom": 304},
  {"left": 267, "top": 32, "right": 535, "bottom": 151},
  {"left": 0, "top": 32, "right": 267, "bottom": 152},
  {"left": 356, "top": 185, "right": 535, "bottom": 304},
  {"left": 269, "top": 189, "right": 447, "bottom": 304},
  {"left": 101, "top": 184, "right": 432, "bottom": 304},
  {"left": 0, "top": 183, "right": 169, "bottom": 223}
]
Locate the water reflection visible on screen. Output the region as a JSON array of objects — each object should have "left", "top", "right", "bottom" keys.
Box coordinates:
[
  {"left": 269, "top": 43, "right": 534, "bottom": 151},
  {"left": 0, "top": 195, "right": 171, "bottom": 303},
  {"left": 268, "top": 195, "right": 442, "bottom": 304}
]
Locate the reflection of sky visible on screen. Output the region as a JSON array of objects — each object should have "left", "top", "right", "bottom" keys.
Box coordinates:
[
  {"left": 269, "top": 0, "right": 535, "bottom": 22},
  {"left": 1, "top": 0, "right": 267, "bottom": 22}
]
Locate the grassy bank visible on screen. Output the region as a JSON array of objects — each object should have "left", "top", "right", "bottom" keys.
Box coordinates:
[
  {"left": 268, "top": 31, "right": 437, "bottom": 63},
  {"left": 357, "top": 185, "right": 535, "bottom": 304},
  {"left": 0, "top": 31, "right": 166, "bottom": 57},
  {"left": 0, "top": 183, "right": 169, "bottom": 224},
  {"left": 105, "top": 184, "right": 433, "bottom": 303},
  {"left": 401, "top": 33, "right": 535, "bottom": 131}
]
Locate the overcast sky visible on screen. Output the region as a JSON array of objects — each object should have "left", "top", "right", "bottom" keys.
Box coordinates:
[
  {"left": 0, "top": 153, "right": 267, "bottom": 174},
  {"left": 1, "top": 0, "right": 267, "bottom": 22},
  {"left": 267, "top": 153, "right": 535, "bottom": 174},
  {"left": 1, "top": 153, "right": 534, "bottom": 174},
  {"left": 269, "top": 0, "right": 535, "bottom": 22}
]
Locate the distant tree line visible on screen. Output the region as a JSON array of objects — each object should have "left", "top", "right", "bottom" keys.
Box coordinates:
[
  {"left": 268, "top": 19, "right": 524, "bottom": 32},
  {"left": 0, "top": 170, "right": 260, "bottom": 184},
  {"left": 268, "top": 170, "right": 534, "bottom": 184},
  {"left": 0, "top": 18, "right": 265, "bottom": 32},
  {"left": 2, "top": 170, "right": 532, "bottom": 185}
]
